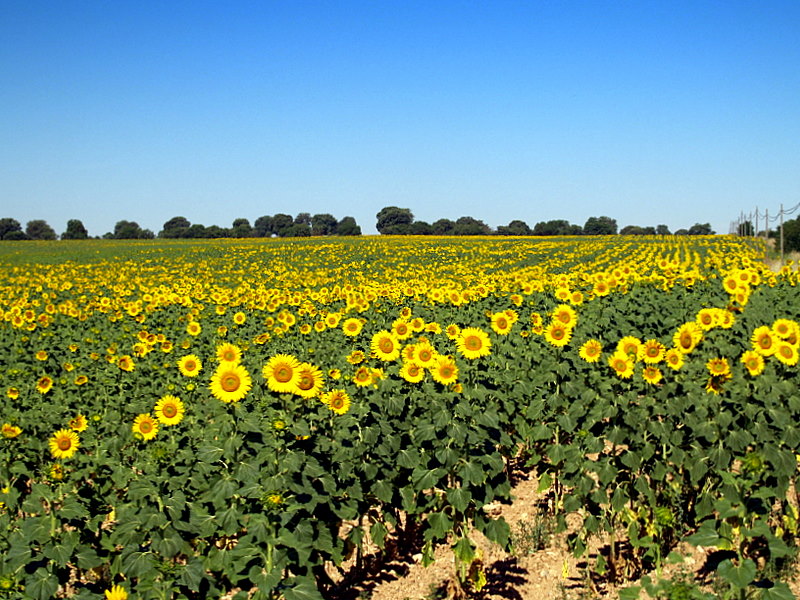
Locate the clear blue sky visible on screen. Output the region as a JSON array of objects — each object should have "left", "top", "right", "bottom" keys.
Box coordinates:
[{"left": 2, "top": 1, "right": 799, "bottom": 236}]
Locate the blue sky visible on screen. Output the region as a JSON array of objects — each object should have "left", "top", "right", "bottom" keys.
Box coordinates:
[{"left": 2, "top": 1, "right": 799, "bottom": 237}]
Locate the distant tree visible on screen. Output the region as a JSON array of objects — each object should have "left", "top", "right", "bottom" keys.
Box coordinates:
[
  {"left": 254, "top": 215, "right": 275, "bottom": 237},
  {"left": 783, "top": 217, "right": 800, "bottom": 252},
  {"left": 674, "top": 228, "right": 689, "bottom": 236},
  {"left": 583, "top": 216, "right": 618, "bottom": 235},
  {"left": 62, "top": 219, "right": 89, "bottom": 240},
  {"left": 376, "top": 206, "right": 413, "bottom": 234},
  {"left": 688, "top": 223, "right": 715, "bottom": 235},
  {"left": 409, "top": 221, "right": 433, "bottom": 235},
  {"left": 336, "top": 216, "right": 361, "bottom": 236},
  {"left": 655, "top": 224, "right": 671, "bottom": 235},
  {"left": 431, "top": 218, "right": 455, "bottom": 235},
  {"left": 532, "top": 219, "right": 581, "bottom": 236},
  {"left": 453, "top": 216, "right": 491, "bottom": 236},
  {"left": 185, "top": 224, "right": 207, "bottom": 238},
  {"left": 737, "top": 221, "right": 754, "bottom": 236},
  {"left": 204, "top": 225, "right": 230, "bottom": 238},
  {"left": 620, "top": 225, "right": 646, "bottom": 235},
  {"left": 231, "top": 218, "right": 253, "bottom": 238},
  {"left": 283, "top": 224, "right": 311, "bottom": 237},
  {"left": 311, "top": 214, "right": 338, "bottom": 236},
  {"left": 0, "top": 218, "right": 24, "bottom": 240},
  {"left": 496, "top": 220, "right": 532, "bottom": 236},
  {"left": 295, "top": 213, "right": 312, "bottom": 227},
  {"left": 25, "top": 219, "right": 57, "bottom": 240},
  {"left": 160, "top": 216, "right": 191, "bottom": 238},
  {"left": 113, "top": 220, "right": 146, "bottom": 239},
  {"left": 272, "top": 214, "right": 295, "bottom": 237}
]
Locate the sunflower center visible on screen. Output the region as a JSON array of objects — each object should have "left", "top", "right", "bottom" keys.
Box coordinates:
[
  {"left": 497, "top": 318, "right": 508, "bottom": 328},
  {"left": 275, "top": 366, "right": 293, "bottom": 382},
  {"left": 140, "top": 421, "right": 153, "bottom": 433},
  {"left": 162, "top": 405, "right": 177, "bottom": 418},
  {"left": 759, "top": 336, "right": 772, "bottom": 349},
  {"left": 58, "top": 437, "right": 72, "bottom": 450},
  {"left": 379, "top": 339, "right": 394, "bottom": 353},
  {"left": 185, "top": 361, "right": 196, "bottom": 371},
  {"left": 298, "top": 375, "right": 313, "bottom": 390},
  {"left": 552, "top": 328, "right": 565, "bottom": 340},
  {"left": 679, "top": 333, "right": 693, "bottom": 349},
  {"left": 465, "top": 336, "right": 482, "bottom": 351},
  {"left": 330, "top": 396, "right": 344, "bottom": 410},
  {"left": 222, "top": 374, "right": 241, "bottom": 392}
]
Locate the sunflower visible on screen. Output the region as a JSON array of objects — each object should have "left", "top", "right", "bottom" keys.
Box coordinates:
[
  {"left": 262, "top": 354, "right": 301, "bottom": 394},
  {"left": 177, "top": 354, "right": 202, "bottom": 377},
  {"left": 664, "top": 349, "right": 685, "bottom": 371},
  {"left": 322, "top": 389, "right": 351, "bottom": 415},
  {"left": 399, "top": 361, "right": 425, "bottom": 383},
  {"left": 295, "top": 363, "right": 324, "bottom": 399},
  {"left": 68, "top": 415, "right": 88, "bottom": 432},
  {"left": 552, "top": 304, "right": 578, "bottom": 328},
  {"left": 543, "top": 321, "right": 572, "bottom": 348},
  {"left": 232, "top": 311, "right": 246, "bottom": 325},
  {"left": 36, "top": 376, "right": 54, "bottom": 394},
  {"left": 131, "top": 414, "right": 159, "bottom": 441},
  {"left": 616, "top": 336, "right": 642, "bottom": 357},
  {"left": 592, "top": 280, "right": 611, "bottom": 297},
  {"left": 706, "top": 357, "right": 731, "bottom": 377},
  {"left": 154, "top": 395, "right": 185, "bottom": 426},
  {"left": 353, "top": 366, "right": 374, "bottom": 388},
  {"left": 642, "top": 366, "right": 663, "bottom": 385},
  {"left": 392, "top": 319, "right": 413, "bottom": 340},
  {"left": 456, "top": 327, "right": 492, "bottom": 359},
  {"left": 6, "top": 387, "right": 19, "bottom": 400},
  {"left": 490, "top": 312, "right": 514, "bottom": 335},
  {"left": 775, "top": 342, "right": 799, "bottom": 367},
  {"left": 371, "top": 331, "right": 401, "bottom": 362},
  {"left": 773, "top": 319, "right": 799, "bottom": 340},
  {"left": 570, "top": 290, "right": 585, "bottom": 306},
  {"left": 342, "top": 318, "right": 363, "bottom": 337},
  {"left": 673, "top": 323, "right": 703, "bottom": 354},
  {"left": 117, "top": 355, "right": 135, "bottom": 372},
  {"left": 210, "top": 363, "right": 252, "bottom": 403},
  {"left": 104, "top": 584, "right": 128, "bottom": 600},
  {"left": 49, "top": 429, "right": 80, "bottom": 459},
  {"left": 705, "top": 374, "right": 731, "bottom": 395},
  {"left": 412, "top": 341, "right": 438, "bottom": 367},
  {"left": 431, "top": 356, "right": 459, "bottom": 385},
  {"left": 216, "top": 343, "right": 242, "bottom": 364},
  {"left": 445, "top": 324, "right": 461, "bottom": 340},
  {"left": 608, "top": 351, "right": 635, "bottom": 379},
  {"left": 579, "top": 339, "right": 603, "bottom": 363},
  {"left": 74, "top": 375, "right": 88, "bottom": 386},
  {"left": 35, "top": 350, "right": 48, "bottom": 361},
  {"left": 1, "top": 423, "right": 22, "bottom": 438},
  {"left": 639, "top": 339, "right": 665, "bottom": 364},
  {"left": 751, "top": 326, "right": 776, "bottom": 357},
  {"left": 186, "top": 321, "right": 201, "bottom": 336},
  {"left": 325, "top": 313, "right": 341, "bottom": 328},
  {"left": 740, "top": 350, "right": 764, "bottom": 376},
  {"left": 695, "top": 308, "right": 718, "bottom": 331}
]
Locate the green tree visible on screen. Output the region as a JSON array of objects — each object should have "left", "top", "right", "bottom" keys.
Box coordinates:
[
  {"left": 452, "top": 216, "right": 490, "bottom": 236},
  {"left": 655, "top": 224, "right": 671, "bottom": 235},
  {"left": 376, "top": 206, "right": 413, "bottom": 234},
  {"left": 532, "top": 219, "right": 581, "bottom": 235},
  {"left": 620, "top": 225, "right": 646, "bottom": 235},
  {"left": 25, "top": 219, "right": 57, "bottom": 240},
  {"left": 783, "top": 217, "right": 800, "bottom": 253},
  {"left": 688, "top": 222, "right": 715, "bottom": 235},
  {"left": 737, "top": 221, "right": 754, "bottom": 236},
  {"left": 311, "top": 214, "right": 338, "bottom": 236},
  {"left": 62, "top": 219, "right": 89, "bottom": 239},
  {"left": 254, "top": 216, "right": 274, "bottom": 237},
  {"left": 231, "top": 218, "right": 253, "bottom": 238},
  {"left": 336, "top": 216, "right": 361, "bottom": 236},
  {"left": 159, "top": 216, "right": 191, "bottom": 238},
  {"left": 205, "top": 225, "right": 229, "bottom": 238},
  {"left": 408, "top": 221, "right": 433, "bottom": 235},
  {"left": 583, "top": 216, "right": 618, "bottom": 235},
  {"left": 272, "top": 214, "right": 295, "bottom": 237},
  {"left": 496, "top": 220, "right": 532, "bottom": 236},
  {"left": 0, "top": 218, "right": 24, "bottom": 240},
  {"left": 431, "top": 218, "right": 455, "bottom": 235}
]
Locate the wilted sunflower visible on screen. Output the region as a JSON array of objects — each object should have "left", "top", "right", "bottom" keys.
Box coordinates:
[
  {"left": 579, "top": 339, "right": 603, "bottom": 363},
  {"left": 49, "top": 429, "right": 80, "bottom": 459},
  {"left": 456, "top": 328, "right": 491, "bottom": 360},
  {"left": 295, "top": 363, "right": 324, "bottom": 399},
  {"left": 210, "top": 363, "right": 252, "bottom": 403},
  {"left": 154, "top": 395, "right": 185, "bottom": 426},
  {"left": 132, "top": 414, "right": 159, "bottom": 441},
  {"left": 322, "top": 389, "right": 351, "bottom": 415},
  {"left": 263, "top": 354, "right": 302, "bottom": 394},
  {"left": 177, "top": 354, "right": 202, "bottom": 377}
]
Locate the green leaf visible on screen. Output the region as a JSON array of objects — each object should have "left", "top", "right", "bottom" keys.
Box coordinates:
[
  {"left": 426, "top": 511, "right": 453, "bottom": 540},
  {"left": 282, "top": 577, "right": 324, "bottom": 600},
  {"left": 452, "top": 536, "right": 475, "bottom": 564},
  {"left": 686, "top": 522, "right": 722, "bottom": 548},
  {"left": 617, "top": 585, "right": 641, "bottom": 600},
  {"left": 759, "top": 581, "right": 796, "bottom": 600},
  {"left": 122, "top": 550, "right": 158, "bottom": 579},
  {"left": 447, "top": 487, "right": 470, "bottom": 513},
  {"left": 717, "top": 558, "right": 756, "bottom": 588},
  {"left": 25, "top": 568, "right": 59, "bottom": 600}
]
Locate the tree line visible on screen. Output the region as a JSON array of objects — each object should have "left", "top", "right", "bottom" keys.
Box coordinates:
[
  {"left": 374, "top": 206, "right": 716, "bottom": 237},
  {"left": 0, "top": 213, "right": 362, "bottom": 241}
]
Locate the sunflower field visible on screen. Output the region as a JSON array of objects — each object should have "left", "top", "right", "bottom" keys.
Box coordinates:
[{"left": 1, "top": 235, "right": 799, "bottom": 600}]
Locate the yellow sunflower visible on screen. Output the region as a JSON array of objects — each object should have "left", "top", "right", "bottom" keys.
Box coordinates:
[
  {"left": 412, "top": 341, "right": 438, "bottom": 368},
  {"left": 1, "top": 423, "right": 22, "bottom": 438},
  {"left": 210, "top": 363, "right": 252, "bottom": 403},
  {"left": 456, "top": 327, "right": 492, "bottom": 359},
  {"left": 117, "top": 355, "right": 135, "bottom": 372},
  {"left": 706, "top": 357, "right": 731, "bottom": 377},
  {"left": 216, "top": 342, "right": 242, "bottom": 364},
  {"left": 445, "top": 324, "right": 461, "bottom": 340},
  {"left": 262, "top": 354, "right": 302, "bottom": 394},
  {"left": 775, "top": 342, "right": 799, "bottom": 367},
  {"left": 642, "top": 366, "right": 663, "bottom": 385},
  {"left": 608, "top": 351, "right": 635, "bottom": 379},
  {"left": 579, "top": 339, "right": 603, "bottom": 363},
  {"left": 346, "top": 350, "right": 365, "bottom": 365},
  {"left": 186, "top": 321, "right": 201, "bottom": 336},
  {"left": 638, "top": 339, "right": 665, "bottom": 364},
  {"left": 342, "top": 318, "right": 363, "bottom": 337},
  {"left": 132, "top": 414, "right": 159, "bottom": 441},
  {"left": 490, "top": 312, "right": 514, "bottom": 335},
  {"left": 664, "top": 348, "right": 685, "bottom": 371},
  {"left": 68, "top": 415, "right": 88, "bottom": 432},
  {"left": 322, "top": 389, "right": 351, "bottom": 415},
  {"left": 104, "top": 584, "right": 128, "bottom": 600},
  {"left": 673, "top": 323, "right": 703, "bottom": 354},
  {"left": 36, "top": 375, "right": 54, "bottom": 394},
  {"left": 430, "top": 356, "right": 459, "bottom": 385},
  {"left": 353, "top": 366, "right": 374, "bottom": 388},
  {"left": 751, "top": 326, "right": 776, "bottom": 357},
  {"left": 616, "top": 336, "right": 642, "bottom": 357},
  {"left": 49, "top": 429, "right": 80, "bottom": 459},
  {"left": 741, "top": 350, "right": 765, "bottom": 376},
  {"left": 154, "top": 395, "right": 185, "bottom": 426},
  {"left": 232, "top": 311, "right": 246, "bottom": 325},
  {"left": 695, "top": 308, "right": 718, "bottom": 331},
  {"left": 371, "top": 331, "right": 401, "bottom": 362},
  {"left": 543, "top": 321, "right": 572, "bottom": 348},
  {"left": 399, "top": 361, "right": 425, "bottom": 383},
  {"left": 551, "top": 304, "right": 578, "bottom": 328},
  {"left": 177, "top": 354, "right": 202, "bottom": 377},
  {"left": 295, "top": 363, "right": 324, "bottom": 399},
  {"left": 772, "top": 318, "right": 798, "bottom": 340}
]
